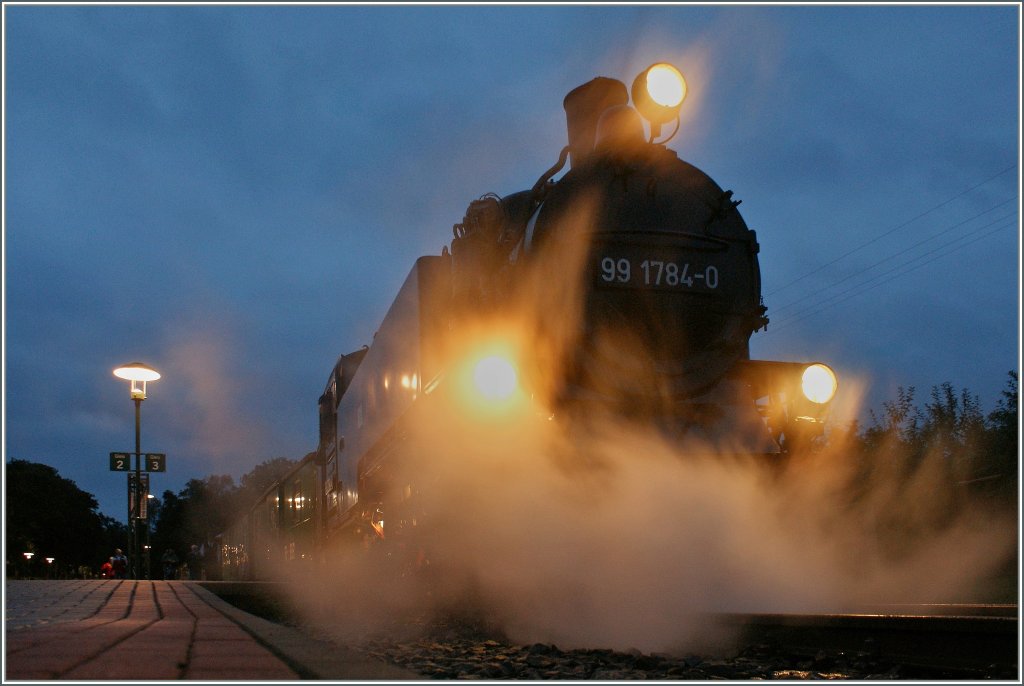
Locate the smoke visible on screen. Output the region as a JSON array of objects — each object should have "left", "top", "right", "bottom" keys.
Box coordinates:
[
  {"left": 281, "top": 357, "right": 1014, "bottom": 655},
  {"left": 282, "top": 393, "right": 1013, "bottom": 655},
  {"left": 161, "top": 326, "right": 275, "bottom": 475},
  {"left": 280, "top": 187, "right": 1015, "bottom": 656},
  {"left": 400, "top": 408, "right": 1014, "bottom": 652}
]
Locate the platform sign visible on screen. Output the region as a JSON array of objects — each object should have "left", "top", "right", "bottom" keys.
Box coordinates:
[
  {"left": 128, "top": 473, "right": 150, "bottom": 520},
  {"left": 143, "top": 453, "right": 166, "bottom": 472},
  {"left": 109, "top": 452, "right": 167, "bottom": 471}
]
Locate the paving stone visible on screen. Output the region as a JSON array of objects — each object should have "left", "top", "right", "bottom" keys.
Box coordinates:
[
  {"left": 5, "top": 581, "right": 301, "bottom": 680},
  {"left": 7, "top": 580, "right": 420, "bottom": 680}
]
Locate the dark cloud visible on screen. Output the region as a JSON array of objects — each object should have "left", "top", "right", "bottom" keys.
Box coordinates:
[{"left": 4, "top": 5, "right": 1018, "bottom": 520}]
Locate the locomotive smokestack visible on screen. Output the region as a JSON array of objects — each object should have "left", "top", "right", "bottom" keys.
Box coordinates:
[{"left": 563, "top": 77, "right": 628, "bottom": 168}]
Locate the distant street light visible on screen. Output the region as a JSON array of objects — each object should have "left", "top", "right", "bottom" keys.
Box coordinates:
[
  {"left": 113, "top": 362, "right": 161, "bottom": 579},
  {"left": 23, "top": 552, "right": 34, "bottom": 560}
]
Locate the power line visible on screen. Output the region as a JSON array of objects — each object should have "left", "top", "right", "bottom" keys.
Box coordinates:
[
  {"left": 772, "top": 216, "right": 1017, "bottom": 329},
  {"left": 765, "top": 163, "right": 1018, "bottom": 298},
  {"left": 768, "top": 218, "right": 1017, "bottom": 333},
  {"left": 769, "top": 198, "right": 1018, "bottom": 317}
]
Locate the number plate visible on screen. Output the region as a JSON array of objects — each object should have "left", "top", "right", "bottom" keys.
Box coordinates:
[{"left": 596, "top": 254, "right": 720, "bottom": 292}]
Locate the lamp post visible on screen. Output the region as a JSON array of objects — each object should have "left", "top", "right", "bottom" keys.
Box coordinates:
[
  {"left": 145, "top": 493, "right": 156, "bottom": 579},
  {"left": 113, "top": 362, "right": 160, "bottom": 579}
]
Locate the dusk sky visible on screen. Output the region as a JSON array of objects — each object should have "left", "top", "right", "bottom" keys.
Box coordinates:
[{"left": 4, "top": 4, "right": 1020, "bottom": 523}]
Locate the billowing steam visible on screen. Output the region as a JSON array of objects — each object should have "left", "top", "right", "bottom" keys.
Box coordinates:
[
  {"left": 284, "top": 395, "right": 1013, "bottom": 654},
  {"left": 280, "top": 189, "right": 1015, "bottom": 656},
  {"left": 399, "top": 409, "right": 1013, "bottom": 653}
]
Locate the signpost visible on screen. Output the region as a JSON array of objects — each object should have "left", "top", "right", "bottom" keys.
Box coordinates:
[
  {"left": 110, "top": 452, "right": 167, "bottom": 472},
  {"left": 112, "top": 362, "right": 162, "bottom": 580},
  {"left": 110, "top": 453, "right": 130, "bottom": 471},
  {"left": 128, "top": 472, "right": 150, "bottom": 520},
  {"left": 108, "top": 450, "right": 166, "bottom": 579},
  {"left": 144, "top": 453, "right": 166, "bottom": 472}
]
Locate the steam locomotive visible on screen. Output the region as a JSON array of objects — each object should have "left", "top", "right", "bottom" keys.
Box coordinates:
[{"left": 220, "top": 63, "right": 838, "bottom": 580}]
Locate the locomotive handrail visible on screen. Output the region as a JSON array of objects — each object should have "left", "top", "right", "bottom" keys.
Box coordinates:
[{"left": 530, "top": 145, "right": 571, "bottom": 204}]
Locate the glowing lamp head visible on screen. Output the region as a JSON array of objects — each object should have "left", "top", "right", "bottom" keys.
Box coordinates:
[
  {"left": 645, "top": 63, "right": 686, "bottom": 108},
  {"left": 801, "top": 364, "right": 838, "bottom": 404},
  {"left": 631, "top": 62, "right": 687, "bottom": 136},
  {"left": 113, "top": 362, "right": 161, "bottom": 400},
  {"left": 472, "top": 355, "right": 518, "bottom": 402}
]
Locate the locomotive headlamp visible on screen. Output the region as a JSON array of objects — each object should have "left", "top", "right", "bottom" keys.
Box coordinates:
[
  {"left": 454, "top": 333, "right": 527, "bottom": 419},
  {"left": 645, "top": 63, "right": 687, "bottom": 108},
  {"left": 473, "top": 355, "right": 518, "bottom": 402},
  {"left": 631, "top": 62, "right": 687, "bottom": 137},
  {"left": 801, "top": 364, "right": 838, "bottom": 404}
]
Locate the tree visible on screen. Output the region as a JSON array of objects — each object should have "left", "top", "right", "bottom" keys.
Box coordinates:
[
  {"left": 978, "top": 371, "right": 1019, "bottom": 501},
  {"left": 5, "top": 459, "right": 125, "bottom": 576},
  {"left": 151, "top": 477, "right": 237, "bottom": 555},
  {"left": 856, "top": 374, "right": 1018, "bottom": 508},
  {"left": 147, "top": 456, "right": 302, "bottom": 580},
  {"left": 237, "top": 457, "right": 297, "bottom": 508}
]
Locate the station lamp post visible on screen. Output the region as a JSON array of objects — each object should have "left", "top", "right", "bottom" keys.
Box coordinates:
[
  {"left": 22, "top": 552, "right": 34, "bottom": 579},
  {"left": 113, "top": 362, "right": 160, "bottom": 579}
]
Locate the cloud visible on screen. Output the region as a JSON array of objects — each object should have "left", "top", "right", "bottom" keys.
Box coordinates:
[
  {"left": 4, "top": 4, "right": 1016, "bottom": 528},
  {"left": 281, "top": 400, "right": 1014, "bottom": 654},
  {"left": 157, "top": 316, "right": 278, "bottom": 475}
]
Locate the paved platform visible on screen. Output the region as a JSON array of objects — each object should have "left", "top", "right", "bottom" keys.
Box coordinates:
[{"left": 4, "top": 579, "right": 416, "bottom": 680}]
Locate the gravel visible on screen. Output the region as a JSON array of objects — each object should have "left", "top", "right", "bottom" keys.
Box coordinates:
[
  {"left": 355, "top": 636, "right": 919, "bottom": 680},
  {"left": 331, "top": 613, "right": 926, "bottom": 680},
  {"left": 240, "top": 595, "right": 1016, "bottom": 680}
]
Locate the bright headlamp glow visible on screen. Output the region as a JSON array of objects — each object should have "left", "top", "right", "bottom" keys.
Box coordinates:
[
  {"left": 631, "top": 62, "right": 688, "bottom": 132},
  {"left": 645, "top": 63, "right": 686, "bottom": 108},
  {"left": 801, "top": 364, "right": 838, "bottom": 404},
  {"left": 472, "top": 355, "right": 518, "bottom": 401},
  {"left": 452, "top": 329, "right": 528, "bottom": 420}
]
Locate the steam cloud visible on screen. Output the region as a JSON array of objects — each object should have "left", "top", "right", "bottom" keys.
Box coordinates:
[
  {"left": 281, "top": 190, "right": 1015, "bottom": 656},
  {"left": 284, "top": 402, "right": 1014, "bottom": 655},
  {"left": 283, "top": 288, "right": 1013, "bottom": 654},
  {"left": 404, "top": 410, "right": 1014, "bottom": 653}
]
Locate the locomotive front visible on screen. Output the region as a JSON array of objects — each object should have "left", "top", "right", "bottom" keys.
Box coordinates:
[
  {"left": 228, "top": 61, "right": 846, "bottom": 578},
  {"left": 450, "top": 62, "right": 837, "bottom": 452}
]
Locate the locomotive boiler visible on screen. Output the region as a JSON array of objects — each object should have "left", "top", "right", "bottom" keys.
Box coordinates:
[{"left": 223, "top": 62, "right": 839, "bottom": 577}]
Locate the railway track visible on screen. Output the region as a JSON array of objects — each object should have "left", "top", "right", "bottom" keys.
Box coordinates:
[
  {"left": 724, "top": 606, "right": 1018, "bottom": 678},
  {"left": 205, "top": 584, "right": 1018, "bottom": 679}
]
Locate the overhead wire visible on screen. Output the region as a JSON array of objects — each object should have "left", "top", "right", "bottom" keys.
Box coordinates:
[
  {"left": 769, "top": 197, "right": 1019, "bottom": 318},
  {"left": 764, "top": 163, "right": 1018, "bottom": 298},
  {"left": 768, "top": 216, "right": 1017, "bottom": 333},
  {"left": 756, "top": 161, "right": 1019, "bottom": 333}
]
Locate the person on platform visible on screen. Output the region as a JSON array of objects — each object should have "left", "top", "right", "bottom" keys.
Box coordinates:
[
  {"left": 186, "top": 544, "right": 203, "bottom": 580},
  {"left": 161, "top": 548, "right": 180, "bottom": 580},
  {"left": 110, "top": 549, "right": 128, "bottom": 579},
  {"left": 100, "top": 559, "right": 114, "bottom": 579}
]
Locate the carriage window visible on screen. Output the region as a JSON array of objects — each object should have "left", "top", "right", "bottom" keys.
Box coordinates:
[{"left": 290, "top": 479, "right": 301, "bottom": 520}]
